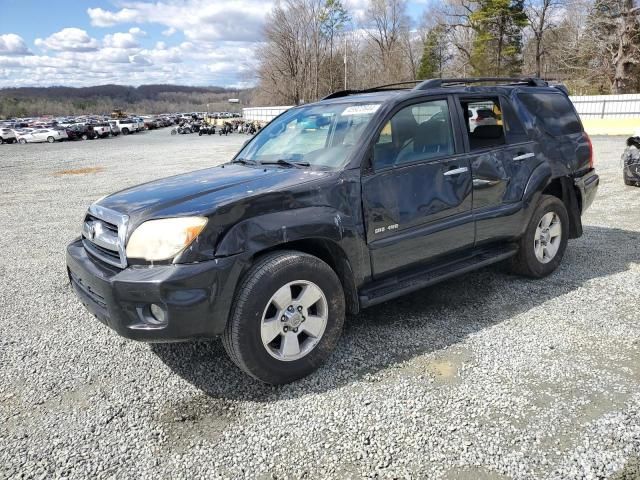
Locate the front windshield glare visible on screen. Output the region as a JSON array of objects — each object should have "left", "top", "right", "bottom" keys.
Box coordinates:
[{"left": 237, "top": 103, "right": 381, "bottom": 169}]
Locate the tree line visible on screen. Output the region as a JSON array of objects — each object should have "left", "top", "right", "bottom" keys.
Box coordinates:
[
  {"left": 0, "top": 85, "right": 247, "bottom": 118},
  {"left": 252, "top": 0, "right": 640, "bottom": 105}
]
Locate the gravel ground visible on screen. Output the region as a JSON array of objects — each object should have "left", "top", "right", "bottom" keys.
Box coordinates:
[{"left": 0, "top": 130, "right": 639, "bottom": 479}]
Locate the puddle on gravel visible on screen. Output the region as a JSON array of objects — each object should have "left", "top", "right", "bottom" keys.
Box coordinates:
[
  {"left": 400, "top": 346, "right": 474, "bottom": 384},
  {"left": 157, "top": 395, "right": 240, "bottom": 451},
  {"left": 54, "top": 166, "right": 104, "bottom": 175}
]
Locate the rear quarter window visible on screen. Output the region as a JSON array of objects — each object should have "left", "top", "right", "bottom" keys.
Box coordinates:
[{"left": 518, "top": 92, "right": 582, "bottom": 136}]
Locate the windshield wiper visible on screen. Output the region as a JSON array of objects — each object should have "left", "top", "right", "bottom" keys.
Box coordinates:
[
  {"left": 230, "top": 158, "right": 259, "bottom": 166},
  {"left": 261, "top": 159, "right": 310, "bottom": 168}
]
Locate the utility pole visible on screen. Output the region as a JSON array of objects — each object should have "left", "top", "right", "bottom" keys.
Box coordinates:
[{"left": 344, "top": 35, "right": 347, "bottom": 90}]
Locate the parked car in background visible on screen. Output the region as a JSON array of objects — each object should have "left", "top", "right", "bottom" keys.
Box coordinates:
[
  {"left": 17, "top": 128, "right": 67, "bottom": 143},
  {"left": 68, "top": 124, "right": 98, "bottom": 140},
  {"left": 468, "top": 105, "right": 498, "bottom": 132},
  {"left": 622, "top": 133, "right": 640, "bottom": 186},
  {"left": 108, "top": 121, "right": 121, "bottom": 136},
  {"left": 92, "top": 123, "right": 112, "bottom": 138},
  {"left": 111, "top": 118, "right": 137, "bottom": 135},
  {"left": 0, "top": 128, "right": 16, "bottom": 144}
]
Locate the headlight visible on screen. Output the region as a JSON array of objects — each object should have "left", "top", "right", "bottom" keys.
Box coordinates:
[{"left": 126, "top": 216, "right": 207, "bottom": 261}]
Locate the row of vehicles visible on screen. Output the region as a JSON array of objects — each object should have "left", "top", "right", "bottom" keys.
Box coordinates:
[{"left": 0, "top": 115, "right": 177, "bottom": 144}]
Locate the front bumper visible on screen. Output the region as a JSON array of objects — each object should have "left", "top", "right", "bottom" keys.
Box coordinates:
[{"left": 66, "top": 238, "right": 244, "bottom": 342}]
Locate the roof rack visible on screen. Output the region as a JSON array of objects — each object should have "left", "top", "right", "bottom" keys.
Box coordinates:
[
  {"left": 414, "top": 77, "right": 548, "bottom": 90},
  {"left": 322, "top": 80, "right": 422, "bottom": 100},
  {"left": 322, "top": 77, "right": 548, "bottom": 101}
]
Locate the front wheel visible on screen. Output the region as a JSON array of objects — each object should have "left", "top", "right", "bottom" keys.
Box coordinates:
[
  {"left": 222, "top": 251, "right": 345, "bottom": 384},
  {"left": 18, "top": 138, "right": 27, "bottom": 144},
  {"left": 510, "top": 195, "right": 569, "bottom": 278}
]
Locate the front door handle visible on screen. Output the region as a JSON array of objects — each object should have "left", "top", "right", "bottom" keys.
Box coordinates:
[
  {"left": 473, "top": 178, "right": 501, "bottom": 188},
  {"left": 443, "top": 167, "right": 469, "bottom": 176},
  {"left": 513, "top": 152, "right": 535, "bottom": 161}
]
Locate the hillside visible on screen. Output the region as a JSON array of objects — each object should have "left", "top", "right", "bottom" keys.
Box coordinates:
[{"left": 0, "top": 84, "right": 253, "bottom": 117}]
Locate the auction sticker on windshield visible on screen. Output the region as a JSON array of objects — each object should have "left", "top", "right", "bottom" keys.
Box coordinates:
[{"left": 342, "top": 104, "right": 380, "bottom": 116}]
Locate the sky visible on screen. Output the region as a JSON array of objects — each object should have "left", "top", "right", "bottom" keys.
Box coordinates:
[{"left": 0, "top": 0, "right": 430, "bottom": 89}]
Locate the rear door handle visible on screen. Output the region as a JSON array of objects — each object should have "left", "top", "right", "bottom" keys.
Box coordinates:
[
  {"left": 513, "top": 152, "right": 535, "bottom": 161},
  {"left": 443, "top": 167, "right": 469, "bottom": 176}
]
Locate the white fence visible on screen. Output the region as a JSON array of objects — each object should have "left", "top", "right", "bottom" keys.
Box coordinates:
[
  {"left": 243, "top": 106, "right": 292, "bottom": 123},
  {"left": 569, "top": 94, "right": 640, "bottom": 119},
  {"left": 244, "top": 94, "right": 640, "bottom": 124}
]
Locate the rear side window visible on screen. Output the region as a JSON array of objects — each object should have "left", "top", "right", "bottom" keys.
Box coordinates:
[{"left": 518, "top": 93, "right": 582, "bottom": 135}]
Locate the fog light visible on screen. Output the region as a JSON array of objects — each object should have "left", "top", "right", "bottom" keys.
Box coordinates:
[{"left": 149, "top": 303, "right": 166, "bottom": 325}]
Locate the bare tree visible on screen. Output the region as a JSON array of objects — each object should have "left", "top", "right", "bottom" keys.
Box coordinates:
[
  {"left": 525, "top": 0, "right": 566, "bottom": 76},
  {"left": 363, "top": 0, "right": 411, "bottom": 82}
]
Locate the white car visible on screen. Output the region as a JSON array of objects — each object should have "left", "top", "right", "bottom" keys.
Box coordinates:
[
  {"left": 0, "top": 128, "right": 16, "bottom": 144},
  {"left": 16, "top": 128, "right": 68, "bottom": 144},
  {"left": 468, "top": 107, "right": 498, "bottom": 132},
  {"left": 92, "top": 123, "right": 112, "bottom": 138},
  {"left": 111, "top": 119, "right": 137, "bottom": 135}
]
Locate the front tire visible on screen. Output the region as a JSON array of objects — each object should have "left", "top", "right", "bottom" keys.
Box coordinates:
[
  {"left": 510, "top": 195, "right": 569, "bottom": 278},
  {"left": 18, "top": 138, "right": 27, "bottom": 144},
  {"left": 222, "top": 251, "right": 345, "bottom": 384}
]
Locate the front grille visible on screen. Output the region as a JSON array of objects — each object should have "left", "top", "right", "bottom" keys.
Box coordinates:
[{"left": 81, "top": 205, "right": 129, "bottom": 269}]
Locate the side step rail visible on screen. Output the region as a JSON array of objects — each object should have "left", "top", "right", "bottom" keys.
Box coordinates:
[{"left": 359, "top": 245, "right": 518, "bottom": 308}]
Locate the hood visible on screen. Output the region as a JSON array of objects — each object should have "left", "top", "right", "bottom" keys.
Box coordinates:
[{"left": 96, "top": 164, "right": 330, "bottom": 223}]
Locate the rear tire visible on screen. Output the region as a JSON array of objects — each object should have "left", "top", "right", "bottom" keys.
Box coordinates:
[
  {"left": 510, "top": 195, "right": 569, "bottom": 278},
  {"left": 122, "top": 128, "right": 129, "bottom": 136},
  {"left": 47, "top": 136, "right": 55, "bottom": 143},
  {"left": 0, "top": 137, "right": 4, "bottom": 145},
  {"left": 222, "top": 251, "right": 345, "bottom": 384}
]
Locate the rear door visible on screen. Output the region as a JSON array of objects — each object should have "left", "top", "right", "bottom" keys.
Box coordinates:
[
  {"left": 362, "top": 96, "right": 474, "bottom": 277},
  {"left": 454, "top": 94, "right": 540, "bottom": 244}
]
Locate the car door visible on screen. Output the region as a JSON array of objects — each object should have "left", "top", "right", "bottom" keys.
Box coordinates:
[
  {"left": 361, "top": 96, "right": 474, "bottom": 277},
  {"left": 454, "top": 94, "right": 540, "bottom": 244}
]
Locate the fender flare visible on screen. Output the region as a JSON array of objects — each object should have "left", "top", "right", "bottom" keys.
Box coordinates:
[
  {"left": 215, "top": 206, "right": 347, "bottom": 257},
  {"left": 522, "top": 161, "right": 552, "bottom": 208}
]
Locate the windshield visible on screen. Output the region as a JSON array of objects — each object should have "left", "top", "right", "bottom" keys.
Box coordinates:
[{"left": 237, "top": 102, "right": 381, "bottom": 169}]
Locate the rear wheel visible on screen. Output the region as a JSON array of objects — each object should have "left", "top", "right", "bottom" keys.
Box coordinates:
[
  {"left": 121, "top": 128, "right": 129, "bottom": 135},
  {"left": 18, "top": 138, "right": 27, "bottom": 144},
  {"left": 510, "top": 195, "right": 569, "bottom": 278},
  {"left": 0, "top": 137, "right": 4, "bottom": 145},
  {"left": 47, "top": 136, "right": 55, "bottom": 143},
  {"left": 81, "top": 134, "right": 88, "bottom": 141},
  {"left": 222, "top": 251, "right": 345, "bottom": 384}
]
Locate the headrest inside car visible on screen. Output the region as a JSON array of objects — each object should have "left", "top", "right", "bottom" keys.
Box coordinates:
[{"left": 472, "top": 125, "right": 503, "bottom": 139}]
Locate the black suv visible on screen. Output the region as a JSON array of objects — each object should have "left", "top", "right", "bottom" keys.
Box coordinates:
[{"left": 66, "top": 78, "right": 599, "bottom": 384}]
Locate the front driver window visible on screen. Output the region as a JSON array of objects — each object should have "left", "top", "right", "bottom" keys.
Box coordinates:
[{"left": 373, "top": 99, "right": 454, "bottom": 169}]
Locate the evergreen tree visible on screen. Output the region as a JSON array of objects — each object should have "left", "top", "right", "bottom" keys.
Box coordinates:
[
  {"left": 417, "top": 25, "right": 447, "bottom": 79},
  {"left": 470, "top": 0, "right": 528, "bottom": 76}
]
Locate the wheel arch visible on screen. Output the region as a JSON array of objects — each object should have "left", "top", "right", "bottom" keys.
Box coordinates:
[
  {"left": 251, "top": 238, "right": 360, "bottom": 315},
  {"left": 523, "top": 164, "right": 582, "bottom": 239}
]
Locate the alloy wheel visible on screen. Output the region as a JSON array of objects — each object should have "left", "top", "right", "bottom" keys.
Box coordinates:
[{"left": 260, "top": 280, "right": 328, "bottom": 361}]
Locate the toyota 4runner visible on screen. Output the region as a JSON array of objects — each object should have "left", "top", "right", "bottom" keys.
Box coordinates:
[{"left": 66, "top": 77, "right": 599, "bottom": 384}]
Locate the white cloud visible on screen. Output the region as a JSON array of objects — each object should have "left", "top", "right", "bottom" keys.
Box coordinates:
[
  {"left": 103, "top": 28, "right": 146, "bottom": 49},
  {"left": 35, "top": 28, "right": 99, "bottom": 52},
  {"left": 129, "top": 54, "right": 152, "bottom": 66},
  {"left": 86, "top": 7, "right": 141, "bottom": 27},
  {"left": 87, "top": 0, "right": 271, "bottom": 42},
  {"left": 0, "top": 34, "right": 32, "bottom": 56}
]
